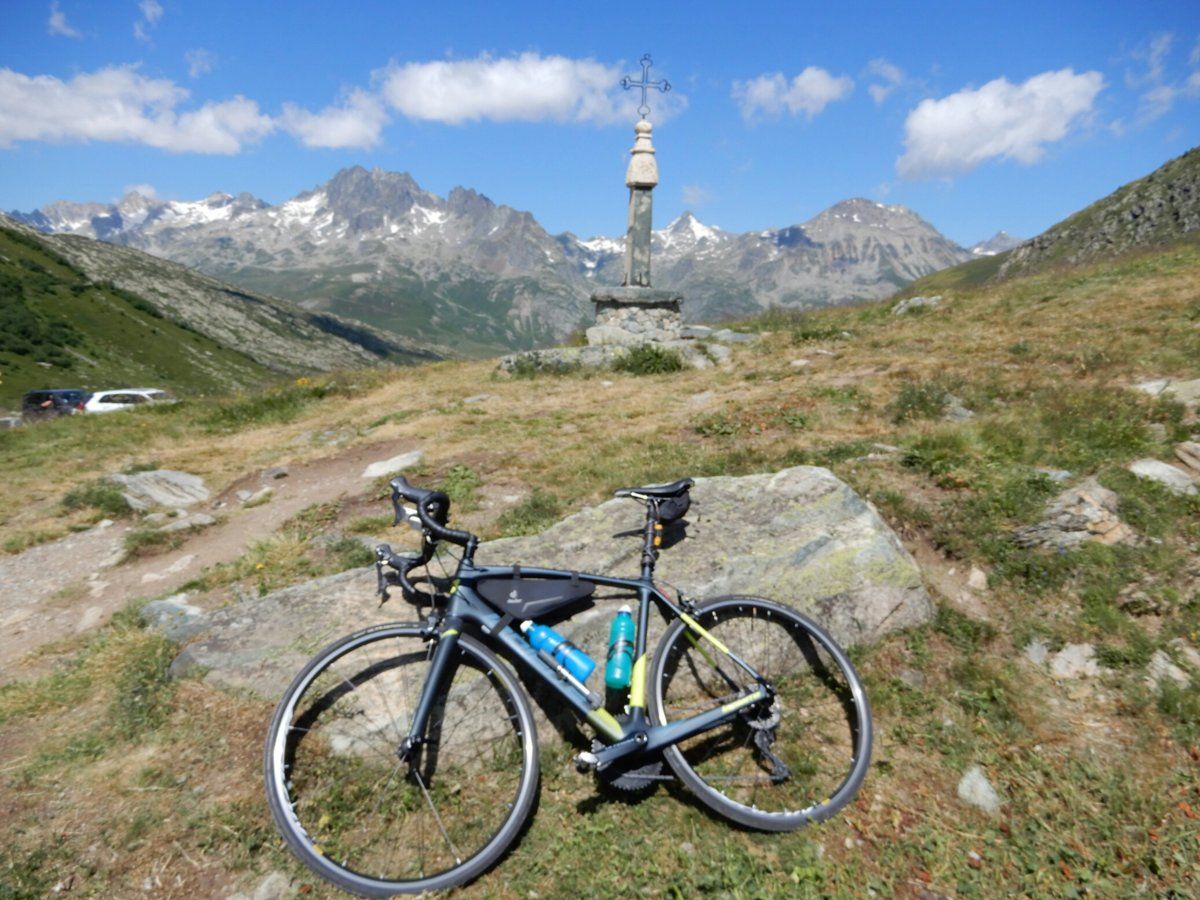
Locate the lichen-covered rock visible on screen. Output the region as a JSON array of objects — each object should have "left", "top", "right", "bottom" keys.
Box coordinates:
[{"left": 163, "top": 466, "right": 931, "bottom": 712}]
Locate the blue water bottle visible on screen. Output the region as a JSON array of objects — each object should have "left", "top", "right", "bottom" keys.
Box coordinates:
[
  {"left": 520, "top": 621, "right": 596, "bottom": 683},
  {"left": 605, "top": 605, "right": 636, "bottom": 690}
]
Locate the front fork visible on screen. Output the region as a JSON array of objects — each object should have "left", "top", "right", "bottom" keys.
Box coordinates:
[{"left": 397, "top": 616, "right": 463, "bottom": 764}]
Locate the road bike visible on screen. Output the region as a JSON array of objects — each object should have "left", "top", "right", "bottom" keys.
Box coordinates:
[{"left": 264, "top": 475, "right": 872, "bottom": 896}]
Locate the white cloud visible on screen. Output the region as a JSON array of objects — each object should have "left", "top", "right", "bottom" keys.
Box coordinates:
[
  {"left": 1125, "top": 32, "right": 1200, "bottom": 125},
  {"left": 133, "top": 0, "right": 163, "bottom": 42},
  {"left": 866, "top": 58, "right": 904, "bottom": 104},
  {"left": 0, "top": 65, "right": 273, "bottom": 153},
  {"left": 139, "top": 0, "right": 162, "bottom": 24},
  {"left": 281, "top": 89, "right": 388, "bottom": 149},
  {"left": 47, "top": 1, "right": 81, "bottom": 38},
  {"left": 897, "top": 68, "right": 1104, "bottom": 179},
  {"left": 123, "top": 182, "right": 156, "bottom": 197},
  {"left": 377, "top": 53, "right": 682, "bottom": 125},
  {"left": 732, "top": 67, "right": 853, "bottom": 120},
  {"left": 185, "top": 49, "right": 215, "bottom": 79},
  {"left": 1126, "top": 33, "right": 1173, "bottom": 89},
  {"left": 681, "top": 184, "right": 712, "bottom": 207}
]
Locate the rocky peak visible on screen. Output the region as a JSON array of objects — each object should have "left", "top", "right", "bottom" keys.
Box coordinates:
[
  {"left": 808, "top": 198, "right": 924, "bottom": 230},
  {"left": 321, "top": 166, "right": 435, "bottom": 221},
  {"left": 970, "top": 230, "right": 1024, "bottom": 256}
]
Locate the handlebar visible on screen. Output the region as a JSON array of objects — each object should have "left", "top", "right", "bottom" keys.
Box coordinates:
[{"left": 389, "top": 476, "right": 476, "bottom": 549}]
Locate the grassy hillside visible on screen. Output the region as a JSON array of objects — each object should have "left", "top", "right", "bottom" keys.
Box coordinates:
[
  {"left": 1, "top": 240, "right": 1198, "bottom": 895},
  {"left": 0, "top": 225, "right": 275, "bottom": 406}
]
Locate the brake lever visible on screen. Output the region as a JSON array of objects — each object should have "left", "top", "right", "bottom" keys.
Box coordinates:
[{"left": 374, "top": 543, "right": 393, "bottom": 604}]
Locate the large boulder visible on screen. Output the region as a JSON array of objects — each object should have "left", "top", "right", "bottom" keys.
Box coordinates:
[{"left": 164, "top": 466, "right": 931, "bottom": 707}]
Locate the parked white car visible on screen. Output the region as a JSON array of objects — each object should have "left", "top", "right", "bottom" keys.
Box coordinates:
[{"left": 84, "top": 388, "right": 176, "bottom": 414}]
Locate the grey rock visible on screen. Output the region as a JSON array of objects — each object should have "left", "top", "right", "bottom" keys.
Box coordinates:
[
  {"left": 1133, "top": 379, "right": 1170, "bottom": 397},
  {"left": 160, "top": 512, "right": 216, "bottom": 534},
  {"left": 166, "top": 466, "right": 931, "bottom": 719},
  {"left": 1175, "top": 441, "right": 1200, "bottom": 474},
  {"left": 252, "top": 872, "right": 292, "bottom": 900},
  {"left": 1146, "top": 650, "right": 1190, "bottom": 689},
  {"left": 1024, "top": 637, "right": 1051, "bottom": 666},
  {"left": 1049, "top": 643, "right": 1099, "bottom": 679},
  {"left": 1014, "top": 477, "right": 1134, "bottom": 549},
  {"left": 463, "top": 393, "right": 494, "bottom": 404},
  {"left": 957, "top": 765, "right": 1002, "bottom": 814},
  {"left": 1168, "top": 638, "right": 1200, "bottom": 671},
  {"left": 262, "top": 467, "right": 289, "bottom": 481},
  {"left": 0, "top": 416, "right": 22, "bottom": 429},
  {"left": 1036, "top": 468, "right": 1074, "bottom": 482},
  {"left": 943, "top": 394, "right": 974, "bottom": 422},
  {"left": 109, "top": 470, "right": 209, "bottom": 511},
  {"left": 235, "top": 489, "right": 253, "bottom": 502},
  {"left": 681, "top": 325, "right": 713, "bottom": 339},
  {"left": 1164, "top": 378, "right": 1200, "bottom": 405},
  {"left": 1127, "top": 459, "right": 1197, "bottom": 496},
  {"left": 361, "top": 450, "right": 424, "bottom": 479},
  {"left": 140, "top": 594, "right": 207, "bottom": 642},
  {"left": 709, "top": 328, "right": 758, "bottom": 344},
  {"left": 898, "top": 669, "right": 926, "bottom": 689},
  {"left": 966, "top": 566, "right": 988, "bottom": 592},
  {"left": 892, "top": 295, "right": 942, "bottom": 315},
  {"left": 143, "top": 512, "right": 169, "bottom": 525},
  {"left": 243, "top": 487, "right": 273, "bottom": 506}
]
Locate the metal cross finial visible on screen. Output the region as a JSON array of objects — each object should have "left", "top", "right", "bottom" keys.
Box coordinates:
[{"left": 621, "top": 53, "right": 671, "bottom": 119}]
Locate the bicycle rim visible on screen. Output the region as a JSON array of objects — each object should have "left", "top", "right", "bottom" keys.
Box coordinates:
[
  {"left": 264, "top": 625, "right": 538, "bottom": 896},
  {"left": 650, "top": 597, "right": 871, "bottom": 831}
]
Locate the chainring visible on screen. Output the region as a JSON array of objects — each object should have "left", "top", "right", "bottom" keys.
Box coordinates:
[{"left": 591, "top": 738, "right": 665, "bottom": 792}]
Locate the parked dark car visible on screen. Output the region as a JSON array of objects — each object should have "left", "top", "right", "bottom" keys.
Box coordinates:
[{"left": 21, "top": 389, "right": 91, "bottom": 420}]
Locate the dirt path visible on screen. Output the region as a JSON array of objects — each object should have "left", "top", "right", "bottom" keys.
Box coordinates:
[{"left": 0, "top": 440, "right": 419, "bottom": 680}]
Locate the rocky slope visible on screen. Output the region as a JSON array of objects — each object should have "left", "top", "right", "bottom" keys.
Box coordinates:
[
  {"left": 0, "top": 216, "right": 443, "bottom": 398},
  {"left": 13, "top": 169, "right": 973, "bottom": 348},
  {"left": 999, "top": 146, "right": 1200, "bottom": 277},
  {"left": 970, "top": 231, "right": 1023, "bottom": 256}
]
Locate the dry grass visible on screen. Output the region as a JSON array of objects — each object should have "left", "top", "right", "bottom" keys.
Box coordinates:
[{"left": 2, "top": 242, "right": 1200, "bottom": 896}]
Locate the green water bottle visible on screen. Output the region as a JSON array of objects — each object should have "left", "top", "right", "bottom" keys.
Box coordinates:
[{"left": 605, "top": 605, "right": 636, "bottom": 690}]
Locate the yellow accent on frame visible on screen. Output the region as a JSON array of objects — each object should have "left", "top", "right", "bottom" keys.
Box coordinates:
[
  {"left": 680, "top": 613, "right": 730, "bottom": 655},
  {"left": 441, "top": 628, "right": 459, "bottom": 638},
  {"left": 720, "top": 690, "right": 766, "bottom": 713},
  {"left": 629, "top": 654, "right": 648, "bottom": 708},
  {"left": 587, "top": 708, "right": 625, "bottom": 742}
]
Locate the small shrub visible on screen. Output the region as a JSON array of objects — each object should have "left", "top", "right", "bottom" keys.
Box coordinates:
[
  {"left": 613, "top": 344, "right": 685, "bottom": 375},
  {"left": 111, "top": 634, "right": 176, "bottom": 739},
  {"left": 889, "top": 380, "right": 951, "bottom": 423},
  {"left": 326, "top": 536, "right": 375, "bottom": 570},
  {"left": 62, "top": 480, "right": 131, "bottom": 518},
  {"left": 495, "top": 490, "right": 562, "bottom": 537},
  {"left": 123, "top": 528, "right": 181, "bottom": 559},
  {"left": 438, "top": 464, "right": 481, "bottom": 511},
  {"left": 694, "top": 412, "right": 741, "bottom": 437}
]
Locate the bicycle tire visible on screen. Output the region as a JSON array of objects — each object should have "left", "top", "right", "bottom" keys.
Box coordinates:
[
  {"left": 648, "top": 596, "right": 871, "bottom": 831},
  {"left": 264, "top": 624, "right": 539, "bottom": 897}
]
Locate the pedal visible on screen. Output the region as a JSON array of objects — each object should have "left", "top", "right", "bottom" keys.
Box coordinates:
[{"left": 573, "top": 751, "right": 599, "bottom": 773}]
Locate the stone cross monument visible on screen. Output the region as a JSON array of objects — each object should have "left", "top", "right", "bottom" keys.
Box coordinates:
[{"left": 587, "top": 55, "right": 685, "bottom": 347}]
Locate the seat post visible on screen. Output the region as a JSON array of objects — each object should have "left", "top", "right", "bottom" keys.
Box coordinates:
[{"left": 640, "top": 500, "right": 660, "bottom": 579}]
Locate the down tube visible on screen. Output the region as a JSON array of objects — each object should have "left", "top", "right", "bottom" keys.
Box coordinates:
[{"left": 452, "top": 589, "right": 627, "bottom": 743}]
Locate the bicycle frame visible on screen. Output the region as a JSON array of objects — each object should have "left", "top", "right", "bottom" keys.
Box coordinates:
[{"left": 402, "top": 560, "right": 771, "bottom": 769}]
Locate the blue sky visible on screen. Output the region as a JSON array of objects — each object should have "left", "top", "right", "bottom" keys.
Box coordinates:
[{"left": 2, "top": 1, "right": 1199, "bottom": 245}]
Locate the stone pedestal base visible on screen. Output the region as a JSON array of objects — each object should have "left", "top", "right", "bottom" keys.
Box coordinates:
[{"left": 588, "top": 287, "right": 683, "bottom": 346}]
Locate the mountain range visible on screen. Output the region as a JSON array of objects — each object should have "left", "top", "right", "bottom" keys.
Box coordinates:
[{"left": 11, "top": 168, "right": 985, "bottom": 353}]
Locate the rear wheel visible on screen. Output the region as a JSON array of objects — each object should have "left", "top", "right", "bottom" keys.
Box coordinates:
[
  {"left": 264, "top": 625, "right": 538, "bottom": 896},
  {"left": 649, "top": 597, "right": 871, "bottom": 831}
]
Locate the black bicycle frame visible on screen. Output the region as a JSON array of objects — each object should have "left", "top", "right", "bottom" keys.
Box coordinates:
[{"left": 402, "top": 559, "right": 770, "bottom": 766}]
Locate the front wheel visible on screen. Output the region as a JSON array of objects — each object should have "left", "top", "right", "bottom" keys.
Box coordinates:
[
  {"left": 649, "top": 596, "right": 871, "bottom": 831},
  {"left": 264, "top": 624, "right": 539, "bottom": 897}
]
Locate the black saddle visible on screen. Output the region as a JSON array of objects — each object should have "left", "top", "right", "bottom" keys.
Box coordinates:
[
  {"left": 614, "top": 478, "right": 694, "bottom": 524},
  {"left": 613, "top": 477, "right": 693, "bottom": 499}
]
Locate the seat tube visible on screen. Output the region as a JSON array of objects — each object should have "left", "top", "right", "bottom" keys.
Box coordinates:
[
  {"left": 628, "top": 584, "right": 653, "bottom": 714},
  {"left": 403, "top": 616, "right": 464, "bottom": 750}
]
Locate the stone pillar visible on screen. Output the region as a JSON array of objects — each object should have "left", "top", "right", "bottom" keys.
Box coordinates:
[
  {"left": 623, "top": 120, "right": 658, "bottom": 288},
  {"left": 587, "top": 117, "right": 683, "bottom": 347}
]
